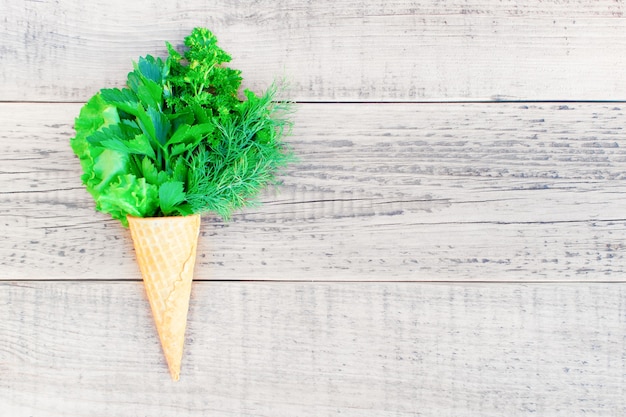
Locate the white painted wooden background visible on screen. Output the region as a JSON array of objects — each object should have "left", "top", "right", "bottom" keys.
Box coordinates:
[{"left": 1, "top": 1, "right": 626, "bottom": 416}]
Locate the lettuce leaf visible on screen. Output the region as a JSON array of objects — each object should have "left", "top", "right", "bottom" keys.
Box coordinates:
[
  {"left": 71, "top": 94, "right": 120, "bottom": 170},
  {"left": 72, "top": 93, "right": 161, "bottom": 225},
  {"left": 95, "top": 174, "right": 159, "bottom": 226}
]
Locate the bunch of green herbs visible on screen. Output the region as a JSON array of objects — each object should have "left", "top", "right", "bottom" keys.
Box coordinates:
[{"left": 70, "top": 27, "right": 294, "bottom": 226}]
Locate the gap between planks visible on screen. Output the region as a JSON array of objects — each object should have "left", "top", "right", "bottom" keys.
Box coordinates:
[
  {"left": 4, "top": 279, "right": 626, "bottom": 285},
  {"left": 2, "top": 100, "right": 626, "bottom": 105}
]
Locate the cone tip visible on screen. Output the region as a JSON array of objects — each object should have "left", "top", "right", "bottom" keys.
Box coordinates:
[{"left": 170, "top": 367, "right": 180, "bottom": 381}]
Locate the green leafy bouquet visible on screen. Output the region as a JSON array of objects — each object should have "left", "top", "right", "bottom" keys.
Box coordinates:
[{"left": 71, "top": 28, "right": 294, "bottom": 226}]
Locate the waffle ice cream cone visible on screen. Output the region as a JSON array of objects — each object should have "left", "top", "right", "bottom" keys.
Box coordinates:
[{"left": 127, "top": 214, "right": 201, "bottom": 381}]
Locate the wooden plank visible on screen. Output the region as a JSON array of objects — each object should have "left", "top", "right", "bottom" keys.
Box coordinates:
[
  {"left": 1, "top": 0, "right": 625, "bottom": 102},
  {"left": 2, "top": 102, "right": 626, "bottom": 281},
  {"left": 1, "top": 281, "right": 625, "bottom": 416}
]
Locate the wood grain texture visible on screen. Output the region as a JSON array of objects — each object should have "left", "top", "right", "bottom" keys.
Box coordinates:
[
  {"left": 2, "top": 281, "right": 625, "bottom": 417},
  {"left": 5, "top": 1, "right": 626, "bottom": 416},
  {"left": 1, "top": 0, "right": 625, "bottom": 102},
  {"left": 1, "top": 102, "right": 625, "bottom": 281}
]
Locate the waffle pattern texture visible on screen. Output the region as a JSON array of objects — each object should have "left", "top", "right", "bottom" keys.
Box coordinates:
[{"left": 128, "top": 214, "right": 201, "bottom": 381}]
